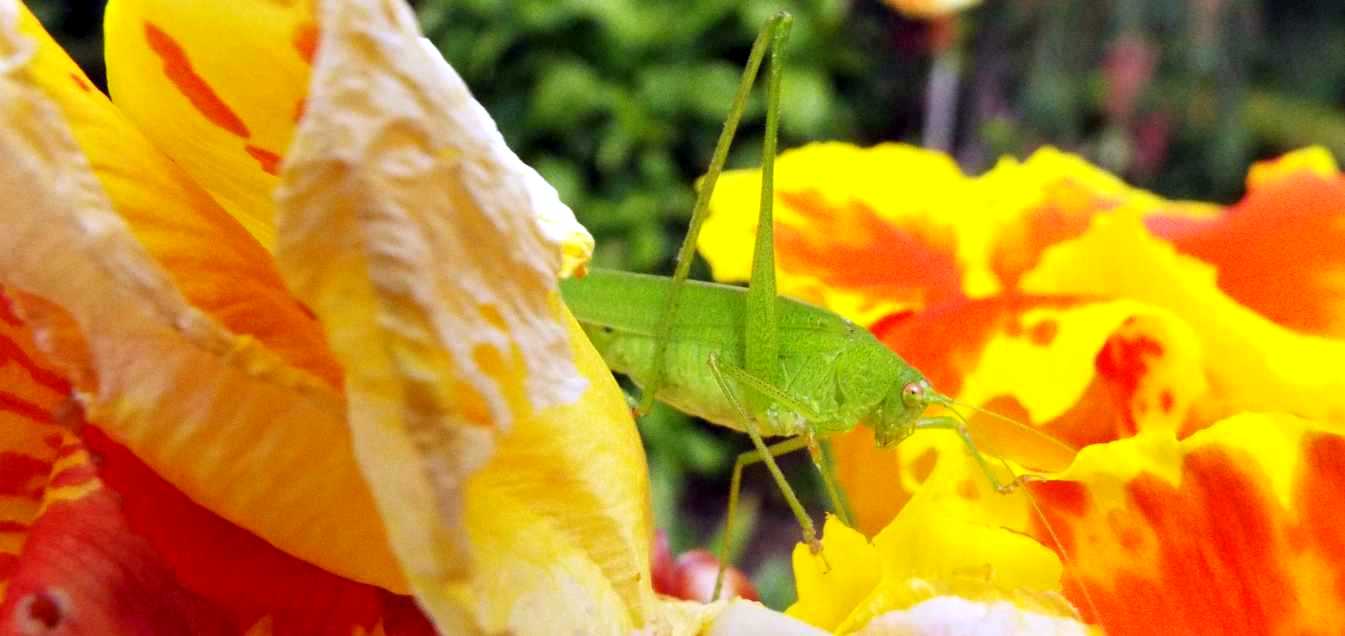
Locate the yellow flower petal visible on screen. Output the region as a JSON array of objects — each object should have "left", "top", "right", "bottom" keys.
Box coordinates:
[
  {"left": 0, "top": 7, "right": 402, "bottom": 594},
  {"left": 275, "top": 0, "right": 640, "bottom": 630},
  {"left": 103, "top": 0, "right": 317, "bottom": 247},
  {"left": 790, "top": 463, "right": 1076, "bottom": 633},
  {"left": 1245, "top": 145, "right": 1337, "bottom": 191},
  {"left": 786, "top": 516, "right": 882, "bottom": 630}
]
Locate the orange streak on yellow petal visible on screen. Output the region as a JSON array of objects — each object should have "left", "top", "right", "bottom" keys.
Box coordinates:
[
  {"left": 104, "top": 0, "right": 318, "bottom": 248},
  {"left": 1022, "top": 212, "right": 1345, "bottom": 424},
  {"left": 143, "top": 22, "right": 250, "bottom": 138}
]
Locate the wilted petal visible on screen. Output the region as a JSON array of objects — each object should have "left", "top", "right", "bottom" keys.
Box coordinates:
[
  {"left": 1026, "top": 414, "right": 1345, "bottom": 633},
  {"left": 103, "top": 0, "right": 317, "bottom": 247},
  {"left": 275, "top": 0, "right": 645, "bottom": 631},
  {"left": 0, "top": 7, "right": 401, "bottom": 593}
]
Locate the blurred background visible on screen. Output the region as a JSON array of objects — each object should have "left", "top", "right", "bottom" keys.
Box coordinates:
[{"left": 29, "top": 0, "right": 1345, "bottom": 609}]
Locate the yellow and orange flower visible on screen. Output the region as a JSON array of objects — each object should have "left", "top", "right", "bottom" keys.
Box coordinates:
[
  {"left": 704, "top": 142, "right": 1345, "bottom": 634},
  {"left": 0, "top": 0, "right": 816, "bottom": 633}
]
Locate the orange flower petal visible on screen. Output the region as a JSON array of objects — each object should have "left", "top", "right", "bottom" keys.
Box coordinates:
[
  {"left": 103, "top": 0, "right": 317, "bottom": 247},
  {"left": 0, "top": 426, "right": 435, "bottom": 635},
  {"left": 0, "top": 443, "right": 237, "bottom": 634},
  {"left": 1025, "top": 414, "right": 1345, "bottom": 634}
]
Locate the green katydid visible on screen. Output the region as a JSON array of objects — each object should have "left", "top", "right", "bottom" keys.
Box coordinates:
[{"left": 559, "top": 11, "right": 1074, "bottom": 599}]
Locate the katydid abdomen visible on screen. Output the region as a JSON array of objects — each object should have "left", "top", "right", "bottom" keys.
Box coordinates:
[{"left": 560, "top": 268, "right": 920, "bottom": 439}]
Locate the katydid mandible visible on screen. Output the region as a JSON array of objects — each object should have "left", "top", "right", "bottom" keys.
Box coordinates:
[{"left": 559, "top": 11, "right": 1053, "bottom": 598}]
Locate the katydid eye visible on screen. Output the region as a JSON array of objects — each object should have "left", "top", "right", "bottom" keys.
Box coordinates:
[{"left": 901, "top": 381, "right": 925, "bottom": 404}]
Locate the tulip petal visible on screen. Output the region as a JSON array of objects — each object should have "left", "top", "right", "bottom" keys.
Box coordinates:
[
  {"left": 0, "top": 9, "right": 402, "bottom": 593},
  {"left": 103, "top": 0, "right": 317, "bottom": 247},
  {"left": 274, "top": 0, "right": 637, "bottom": 631},
  {"left": 14, "top": 5, "right": 342, "bottom": 388},
  {"left": 1025, "top": 414, "right": 1345, "bottom": 633}
]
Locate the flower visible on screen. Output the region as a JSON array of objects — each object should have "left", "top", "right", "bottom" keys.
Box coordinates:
[
  {"left": 883, "top": 0, "right": 981, "bottom": 20},
  {"left": 703, "top": 142, "right": 1345, "bottom": 633},
  {"left": 0, "top": 0, "right": 781, "bottom": 633}
]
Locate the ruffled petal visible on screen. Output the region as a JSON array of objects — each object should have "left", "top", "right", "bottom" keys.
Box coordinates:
[
  {"left": 0, "top": 11, "right": 402, "bottom": 594},
  {"left": 103, "top": 0, "right": 317, "bottom": 247},
  {"left": 973, "top": 147, "right": 1216, "bottom": 292},
  {"left": 789, "top": 469, "right": 1079, "bottom": 633},
  {"left": 1025, "top": 414, "right": 1345, "bottom": 633},
  {"left": 1022, "top": 211, "right": 1345, "bottom": 424},
  {"left": 838, "top": 295, "right": 1204, "bottom": 535},
  {"left": 274, "top": 0, "right": 643, "bottom": 631}
]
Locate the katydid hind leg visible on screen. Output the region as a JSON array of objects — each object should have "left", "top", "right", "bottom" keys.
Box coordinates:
[
  {"left": 742, "top": 12, "right": 792, "bottom": 391},
  {"left": 713, "top": 435, "right": 811, "bottom": 601},
  {"left": 640, "top": 12, "right": 792, "bottom": 415}
]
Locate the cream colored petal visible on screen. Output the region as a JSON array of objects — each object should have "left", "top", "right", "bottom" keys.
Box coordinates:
[
  {"left": 0, "top": 3, "right": 399, "bottom": 591},
  {"left": 276, "top": 0, "right": 606, "bottom": 630}
]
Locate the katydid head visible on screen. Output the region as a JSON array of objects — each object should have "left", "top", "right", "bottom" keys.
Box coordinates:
[{"left": 873, "top": 376, "right": 935, "bottom": 448}]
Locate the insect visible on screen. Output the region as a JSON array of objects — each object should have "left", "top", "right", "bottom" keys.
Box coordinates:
[{"left": 559, "top": 11, "right": 1070, "bottom": 598}]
